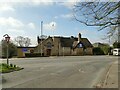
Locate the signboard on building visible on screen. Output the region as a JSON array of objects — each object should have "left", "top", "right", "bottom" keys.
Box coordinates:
[{"left": 22, "top": 48, "right": 28, "bottom": 52}]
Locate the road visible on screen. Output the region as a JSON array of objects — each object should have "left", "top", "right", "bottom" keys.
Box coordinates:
[{"left": 1, "top": 56, "right": 118, "bottom": 88}]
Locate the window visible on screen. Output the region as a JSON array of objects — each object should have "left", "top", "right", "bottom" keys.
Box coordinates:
[
  {"left": 118, "top": 50, "right": 120, "bottom": 52},
  {"left": 113, "top": 50, "right": 117, "bottom": 52},
  {"left": 46, "top": 42, "right": 52, "bottom": 48},
  {"left": 78, "top": 43, "right": 83, "bottom": 48}
]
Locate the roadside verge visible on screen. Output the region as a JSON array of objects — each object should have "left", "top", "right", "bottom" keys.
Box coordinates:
[{"left": 94, "top": 61, "right": 118, "bottom": 88}]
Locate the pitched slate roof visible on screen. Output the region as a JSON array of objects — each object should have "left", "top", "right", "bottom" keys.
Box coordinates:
[
  {"left": 37, "top": 35, "right": 93, "bottom": 48},
  {"left": 60, "top": 37, "right": 77, "bottom": 47},
  {"left": 73, "top": 38, "right": 93, "bottom": 49},
  {"left": 73, "top": 41, "right": 78, "bottom": 48},
  {"left": 81, "top": 38, "right": 93, "bottom": 47},
  {"left": 37, "top": 36, "right": 45, "bottom": 44},
  {"left": 52, "top": 36, "right": 93, "bottom": 48}
]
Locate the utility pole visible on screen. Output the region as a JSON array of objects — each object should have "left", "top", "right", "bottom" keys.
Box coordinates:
[
  {"left": 40, "top": 21, "right": 43, "bottom": 56},
  {"left": 108, "top": 34, "right": 111, "bottom": 55},
  {"left": 52, "top": 23, "right": 55, "bottom": 37},
  {"left": 58, "top": 41, "right": 59, "bottom": 56},
  {"left": 3, "top": 34, "right": 10, "bottom": 65},
  {"left": 109, "top": 35, "right": 110, "bottom": 45}
]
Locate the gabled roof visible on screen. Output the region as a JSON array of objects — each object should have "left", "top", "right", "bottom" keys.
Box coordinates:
[
  {"left": 73, "top": 38, "right": 93, "bottom": 49},
  {"left": 37, "top": 36, "right": 45, "bottom": 44},
  {"left": 60, "top": 37, "right": 77, "bottom": 47},
  {"left": 81, "top": 38, "right": 93, "bottom": 47},
  {"left": 37, "top": 35, "right": 93, "bottom": 48},
  {"left": 73, "top": 41, "right": 78, "bottom": 48},
  {"left": 45, "top": 36, "right": 78, "bottom": 47}
]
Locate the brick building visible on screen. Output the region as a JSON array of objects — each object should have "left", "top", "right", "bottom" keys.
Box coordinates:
[
  {"left": 36, "top": 33, "right": 93, "bottom": 56},
  {"left": 17, "top": 33, "right": 93, "bottom": 57}
]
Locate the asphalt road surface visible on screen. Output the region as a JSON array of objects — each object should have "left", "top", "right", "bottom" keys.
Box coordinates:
[{"left": 1, "top": 56, "right": 118, "bottom": 88}]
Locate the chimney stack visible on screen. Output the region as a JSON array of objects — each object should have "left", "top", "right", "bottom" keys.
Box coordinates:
[{"left": 78, "top": 33, "right": 81, "bottom": 42}]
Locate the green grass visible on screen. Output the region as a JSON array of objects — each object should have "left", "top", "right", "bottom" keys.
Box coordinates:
[{"left": 0, "top": 63, "right": 23, "bottom": 73}]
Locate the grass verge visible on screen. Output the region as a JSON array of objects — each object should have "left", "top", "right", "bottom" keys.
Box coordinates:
[{"left": 0, "top": 63, "right": 24, "bottom": 73}]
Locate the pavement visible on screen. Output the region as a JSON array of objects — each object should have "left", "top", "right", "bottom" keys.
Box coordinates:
[
  {"left": 95, "top": 59, "right": 119, "bottom": 88},
  {"left": 102, "top": 60, "right": 119, "bottom": 88}
]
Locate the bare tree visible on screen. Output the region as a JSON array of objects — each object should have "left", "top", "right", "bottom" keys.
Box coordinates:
[
  {"left": 14, "top": 36, "right": 24, "bottom": 47},
  {"left": 24, "top": 37, "right": 31, "bottom": 47},
  {"left": 73, "top": 2, "right": 120, "bottom": 39},
  {"left": 14, "top": 36, "right": 31, "bottom": 47}
]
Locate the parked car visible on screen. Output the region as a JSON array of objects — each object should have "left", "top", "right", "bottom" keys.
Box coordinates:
[{"left": 112, "top": 48, "right": 120, "bottom": 56}]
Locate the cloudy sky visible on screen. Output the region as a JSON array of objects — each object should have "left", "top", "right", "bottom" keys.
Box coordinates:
[{"left": 1, "top": 0, "right": 116, "bottom": 45}]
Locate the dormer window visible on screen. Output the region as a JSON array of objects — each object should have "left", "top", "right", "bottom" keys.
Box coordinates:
[{"left": 78, "top": 43, "right": 83, "bottom": 48}]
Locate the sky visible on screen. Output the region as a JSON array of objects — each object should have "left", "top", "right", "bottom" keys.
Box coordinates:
[{"left": 0, "top": 0, "right": 117, "bottom": 46}]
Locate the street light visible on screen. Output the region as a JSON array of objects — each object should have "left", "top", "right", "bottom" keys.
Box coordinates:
[
  {"left": 40, "top": 21, "right": 43, "bottom": 56},
  {"left": 51, "top": 22, "right": 55, "bottom": 37},
  {"left": 3, "top": 34, "right": 10, "bottom": 65}
]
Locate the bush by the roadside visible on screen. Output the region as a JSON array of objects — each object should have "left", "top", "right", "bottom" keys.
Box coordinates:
[
  {"left": 93, "top": 47, "right": 112, "bottom": 55},
  {"left": 101, "top": 46, "right": 113, "bottom": 55},
  {"left": 0, "top": 63, "right": 23, "bottom": 73},
  {"left": 93, "top": 47, "right": 104, "bottom": 55},
  {"left": 25, "top": 53, "right": 44, "bottom": 57}
]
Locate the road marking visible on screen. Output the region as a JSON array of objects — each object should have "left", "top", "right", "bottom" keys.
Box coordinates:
[
  {"left": 40, "top": 67, "right": 44, "bottom": 70},
  {"left": 50, "top": 73, "right": 58, "bottom": 76},
  {"left": 79, "top": 69, "right": 85, "bottom": 73}
]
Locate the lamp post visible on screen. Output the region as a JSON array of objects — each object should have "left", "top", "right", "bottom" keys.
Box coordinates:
[
  {"left": 40, "top": 21, "right": 43, "bottom": 56},
  {"left": 51, "top": 22, "right": 56, "bottom": 37},
  {"left": 3, "top": 34, "right": 10, "bottom": 65},
  {"left": 108, "top": 34, "right": 111, "bottom": 55}
]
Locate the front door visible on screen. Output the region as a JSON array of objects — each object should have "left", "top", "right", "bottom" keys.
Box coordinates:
[{"left": 46, "top": 49, "right": 51, "bottom": 56}]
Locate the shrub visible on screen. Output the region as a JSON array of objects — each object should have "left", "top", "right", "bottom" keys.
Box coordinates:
[
  {"left": 10, "top": 64, "right": 13, "bottom": 67},
  {"left": 93, "top": 47, "right": 104, "bottom": 55},
  {"left": 113, "top": 41, "right": 120, "bottom": 48},
  {"left": 25, "top": 53, "right": 44, "bottom": 57},
  {"left": 0, "top": 63, "right": 23, "bottom": 73},
  {"left": 14, "top": 65, "right": 16, "bottom": 68}
]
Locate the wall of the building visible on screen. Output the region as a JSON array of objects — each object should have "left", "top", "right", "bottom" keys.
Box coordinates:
[
  {"left": 64, "top": 47, "right": 71, "bottom": 56},
  {"left": 72, "top": 48, "right": 93, "bottom": 56},
  {"left": 51, "top": 37, "right": 60, "bottom": 56},
  {"left": 77, "top": 48, "right": 84, "bottom": 55},
  {"left": 85, "top": 48, "right": 93, "bottom": 55},
  {"left": 51, "top": 38, "right": 72, "bottom": 56},
  {"left": 17, "top": 48, "right": 24, "bottom": 58},
  {"left": 35, "top": 37, "right": 59, "bottom": 56},
  {"left": 17, "top": 47, "right": 35, "bottom": 58},
  {"left": 17, "top": 36, "right": 93, "bottom": 57},
  {"left": 58, "top": 47, "right": 71, "bottom": 56},
  {"left": 37, "top": 37, "right": 72, "bottom": 56},
  {"left": 35, "top": 44, "right": 44, "bottom": 54},
  {"left": 72, "top": 48, "right": 84, "bottom": 56}
]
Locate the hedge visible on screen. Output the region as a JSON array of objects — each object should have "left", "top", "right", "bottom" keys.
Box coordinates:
[
  {"left": 25, "top": 53, "right": 44, "bottom": 57},
  {"left": 93, "top": 47, "right": 104, "bottom": 55}
]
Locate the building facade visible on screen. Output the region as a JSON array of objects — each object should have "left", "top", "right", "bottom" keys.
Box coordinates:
[
  {"left": 17, "top": 33, "right": 93, "bottom": 57},
  {"left": 36, "top": 33, "right": 93, "bottom": 56},
  {"left": 17, "top": 47, "right": 36, "bottom": 58}
]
